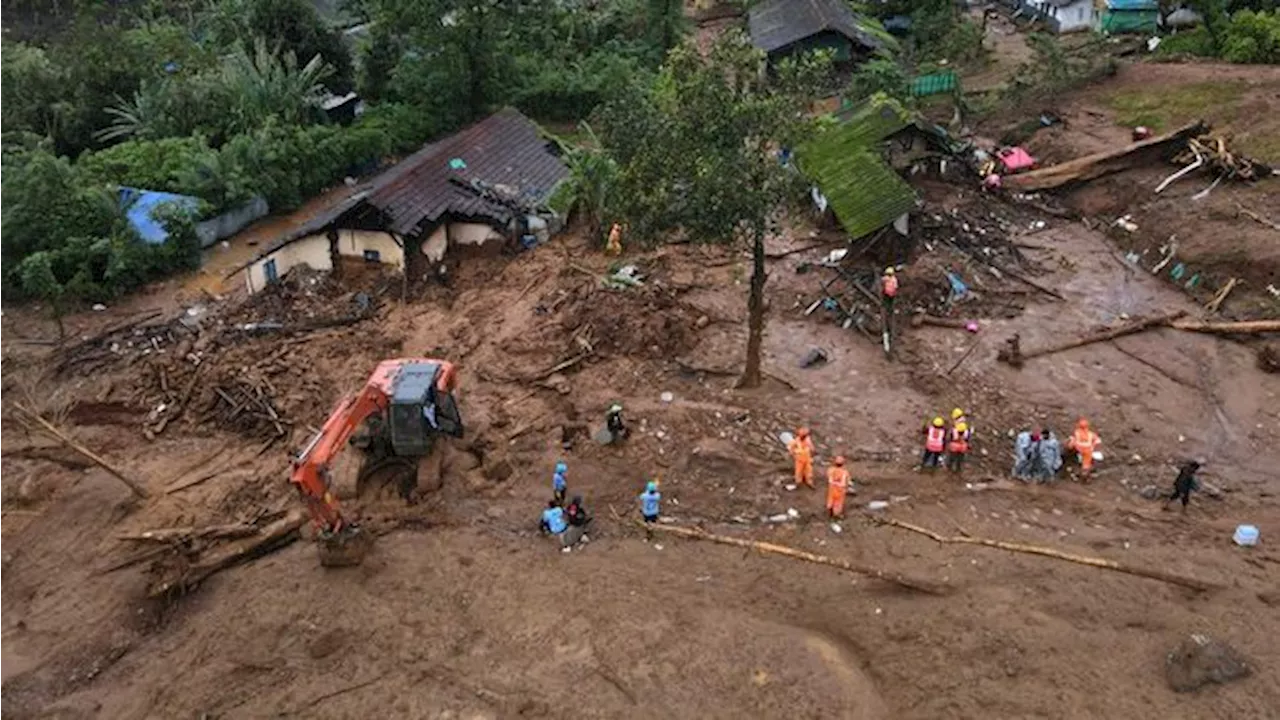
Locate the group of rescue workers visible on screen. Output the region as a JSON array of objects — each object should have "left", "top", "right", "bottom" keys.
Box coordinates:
[{"left": 536, "top": 292, "right": 1205, "bottom": 549}]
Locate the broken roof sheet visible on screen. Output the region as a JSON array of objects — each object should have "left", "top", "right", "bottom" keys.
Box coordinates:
[
  {"left": 365, "top": 107, "right": 569, "bottom": 236},
  {"left": 829, "top": 93, "right": 913, "bottom": 146},
  {"left": 799, "top": 94, "right": 917, "bottom": 239},
  {"left": 748, "top": 0, "right": 887, "bottom": 55}
]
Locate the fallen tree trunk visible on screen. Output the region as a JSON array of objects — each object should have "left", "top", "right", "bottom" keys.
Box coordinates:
[
  {"left": 119, "top": 522, "right": 262, "bottom": 543},
  {"left": 640, "top": 521, "right": 951, "bottom": 595},
  {"left": 1005, "top": 312, "right": 1185, "bottom": 363},
  {"left": 148, "top": 510, "right": 306, "bottom": 597},
  {"left": 911, "top": 313, "right": 969, "bottom": 329},
  {"left": 13, "top": 404, "right": 150, "bottom": 499},
  {"left": 1005, "top": 121, "right": 1208, "bottom": 192},
  {"left": 872, "top": 516, "right": 1219, "bottom": 592},
  {"left": 1171, "top": 319, "right": 1280, "bottom": 335}
]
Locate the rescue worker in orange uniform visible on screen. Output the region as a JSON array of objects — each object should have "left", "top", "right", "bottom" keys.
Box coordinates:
[
  {"left": 881, "top": 267, "right": 899, "bottom": 314},
  {"left": 921, "top": 416, "right": 947, "bottom": 471},
  {"left": 1066, "top": 418, "right": 1101, "bottom": 481},
  {"left": 605, "top": 222, "right": 623, "bottom": 256},
  {"left": 946, "top": 420, "right": 970, "bottom": 473},
  {"left": 946, "top": 408, "right": 972, "bottom": 473},
  {"left": 826, "top": 456, "right": 851, "bottom": 519},
  {"left": 788, "top": 427, "right": 815, "bottom": 488}
]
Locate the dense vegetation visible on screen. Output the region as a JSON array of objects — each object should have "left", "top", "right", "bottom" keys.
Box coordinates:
[
  {"left": 0, "top": 0, "right": 685, "bottom": 313},
  {"left": 0, "top": 0, "right": 988, "bottom": 326},
  {"left": 1159, "top": 3, "right": 1280, "bottom": 64}
]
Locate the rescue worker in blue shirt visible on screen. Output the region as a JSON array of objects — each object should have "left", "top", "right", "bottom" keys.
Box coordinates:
[
  {"left": 639, "top": 481, "right": 661, "bottom": 523},
  {"left": 541, "top": 500, "right": 568, "bottom": 535},
  {"left": 552, "top": 461, "right": 568, "bottom": 505}
]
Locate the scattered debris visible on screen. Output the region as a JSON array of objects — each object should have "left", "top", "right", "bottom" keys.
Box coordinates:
[
  {"left": 148, "top": 510, "right": 307, "bottom": 598},
  {"left": 1165, "top": 635, "right": 1252, "bottom": 693},
  {"left": 1172, "top": 134, "right": 1277, "bottom": 185},
  {"left": 1005, "top": 121, "right": 1207, "bottom": 192}
]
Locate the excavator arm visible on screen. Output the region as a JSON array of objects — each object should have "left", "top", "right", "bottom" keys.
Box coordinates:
[{"left": 290, "top": 383, "right": 390, "bottom": 534}]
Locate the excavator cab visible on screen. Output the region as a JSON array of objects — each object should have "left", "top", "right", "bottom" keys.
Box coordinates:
[{"left": 387, "top": 361, "right": 464, "bottom": 455}]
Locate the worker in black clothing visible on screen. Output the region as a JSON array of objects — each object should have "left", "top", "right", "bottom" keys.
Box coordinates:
[
  {"left": 1163, "top": 460, "right": 1202, "bottom": 511},
  {"left": 565, "top": 495, "right": 592, "bottom": 528},
  {"left": 605, "top": 403, "right": 628, "bottom": 444}
]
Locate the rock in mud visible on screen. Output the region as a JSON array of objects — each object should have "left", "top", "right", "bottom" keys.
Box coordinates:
[
  {"left": 1165, "top": 634, "right": 1251, "bottom": 693},
  {"left": 483, "top": 456, "right": 514, "bottom": 483},
  {"left": 308, "top": 629, "right": 345, "bottom": 659}
]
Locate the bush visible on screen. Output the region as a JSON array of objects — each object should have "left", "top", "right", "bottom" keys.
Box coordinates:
[
  {"left": 1221, "top": 9, "right": 1280, "bottom": 62},
  {"left": 847, "top": 58, "right": 911, "bottom": 102},
  {"left": 512, "top": 51, "right": 646, "bottom": 122},
  {"left": 77, "top": 136, "right": 219, "bottom": 196},
  {"left": 1157, "top": 27, "right": 1218, "bottom": 56}
]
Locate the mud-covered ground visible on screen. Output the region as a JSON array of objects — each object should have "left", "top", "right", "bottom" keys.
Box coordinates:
[{"left": 4, "top": 63, "right": 1280, "bottom": 719}]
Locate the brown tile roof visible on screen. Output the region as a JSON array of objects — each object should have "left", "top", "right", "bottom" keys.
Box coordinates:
[{"left": 365, "top": 107, "right": 569, "bottom": 236}]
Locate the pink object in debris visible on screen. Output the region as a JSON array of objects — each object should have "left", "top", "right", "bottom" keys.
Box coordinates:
[
  {"left": 983, "top": 173, "right": 1003, "bottom": 190},
  {"left": 997, "top": 146, "right": 1036, "bottom": 173},
  {"left": 965, "top": 321, "right": 979, "bottom": 333}
]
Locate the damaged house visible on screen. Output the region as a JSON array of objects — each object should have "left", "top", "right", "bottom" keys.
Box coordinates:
[
  {"left": 798, "top": 93, "right": 921, "bottom": 241},
  {"left": 240, "top": 108, "right": 568, "bottom": 293}
]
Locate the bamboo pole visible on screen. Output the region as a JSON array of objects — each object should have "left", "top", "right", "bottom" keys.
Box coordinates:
[
  {"left": 872, "top": 516, "right": 1219, "bottom": 592},
  {"left": 639, "top": 521, "right": 952, "bottom": 595},
  {"left": 1171, "top": 319, "right": 1280, "bottom": 335},
  {"left": 13, "top": 404, "right": 150, "bottom": 499}
]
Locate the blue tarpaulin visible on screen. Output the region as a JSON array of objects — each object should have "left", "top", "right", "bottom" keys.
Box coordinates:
[{"left": 119, "top": 187, "right": 201, "bottom": 245}]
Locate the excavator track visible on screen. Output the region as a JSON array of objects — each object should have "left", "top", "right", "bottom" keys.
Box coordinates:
[{"left": 355, "top": 455, "right": 421, "bottom": 503}]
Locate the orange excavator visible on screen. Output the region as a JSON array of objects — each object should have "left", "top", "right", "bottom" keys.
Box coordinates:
[{"left": 290, "top": 358, "right": 463, "bottom": 565}]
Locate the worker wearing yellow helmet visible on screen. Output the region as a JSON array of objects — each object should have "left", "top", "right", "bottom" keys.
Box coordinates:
[
  {"left": 921, "top": 415, "right": 946, "bottom": 471},
  {"left": 881, "top": 266, "right": 899, "bottom": 315},
  {"left": 951, "top": 408, "right": 973, "bottom": 441},
  {"left": 946, "top": 419, "right": 971, "bottom": 474}
]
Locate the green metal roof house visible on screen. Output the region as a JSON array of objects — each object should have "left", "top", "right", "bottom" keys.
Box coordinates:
[
  {"left": 798, "top": 94, "right": 918, "bottom": 240},
  {"left": 1099, "top": 0, "right": 1160, "bottom": 33}
]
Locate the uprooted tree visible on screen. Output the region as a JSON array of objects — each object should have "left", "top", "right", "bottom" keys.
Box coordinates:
[{"left": 593, "top": 31, "right": 831, "bottom": 387}]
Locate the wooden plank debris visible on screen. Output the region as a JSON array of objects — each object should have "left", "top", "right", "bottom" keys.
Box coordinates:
[{"left": 148, "top": 510, "right": 306, "bottom": 597}]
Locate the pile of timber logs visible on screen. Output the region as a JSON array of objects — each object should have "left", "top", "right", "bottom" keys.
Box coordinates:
[
  {"left": 110, "top": 510, "right": 308, "bottom": 598},
  {"left": 207, "top": 376, "right": 291, "bottom": 439}
]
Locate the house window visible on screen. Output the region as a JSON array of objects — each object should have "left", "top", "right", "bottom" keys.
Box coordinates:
[
  {"left": 363, "top": 249, "right": 381, "bottom": 263},
  {"left": 264, "top": 258, "right": 279, "bottom": 284}
]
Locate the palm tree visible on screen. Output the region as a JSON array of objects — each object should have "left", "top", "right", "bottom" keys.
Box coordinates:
[{"left": 222, "top": 37, "right": 332, "bottom": 133}]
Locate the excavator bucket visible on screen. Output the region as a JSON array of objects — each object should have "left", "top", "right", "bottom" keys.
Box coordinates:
[{"left": 317, "top": 526, "right": 372, "bottom": 567}]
